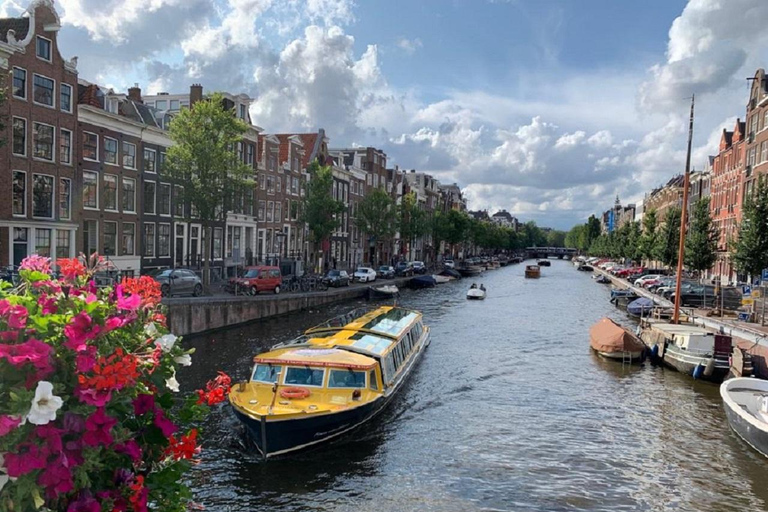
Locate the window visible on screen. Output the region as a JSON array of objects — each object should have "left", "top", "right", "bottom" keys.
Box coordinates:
[
  {"left": 123, "top": 178, "right": 136, "bottom": 213},
  {"left": 267, "top": 176, "right": 274, "bottom": 194},
  {"left": 143, "top": 182, "right": 156, "bottom": 214},
  {"left": 83, "top": 220, "right": 97, "bottom": 255},
  {"left": 12, "top": 68, "right": 26, "bottom": 99},
  {"left": 59, "top": 129, "right": 72, "bottom": 164},
  {"left": 60, "top": 84, "right": 72, "bottom": 113},
  {"left": 103, "top": 222, "right": 117, "bottom": 256},
  {"left": 12, "top": 118, "right": 26, "bottom": 156},
  {"left": 237, "top": 142, "right": 243, "bottom": 162},
  {"left": 155, "top": 100, "right": 167, "bottom": 110},
  {"left": 369, "top": 370, "right": 378, "bottom": 391},
  {"left": 239, "top": 104, "right": 247, "bottom": 120},
  {"left": 157, "top": 152, "right": 166, "bottom": 174},
  {"left": 276, "top": 176, "right": 281, "bottom": 193},
  {"left": 328, "top": 369, "right": 366, "bottom": 388},
  {"left": 122, "top": 223, "right": 135, "bottom": 255},
  {"left": 170, "top": 100, "right": 180, "bottom": 111},
  {"left": 259, "top": 174, "right": 265, "bottom": 190},
  {"left": 275, "top": 202, "right": 282, "bottom": 223},
  {"left": 292, "top": 177, "right": 299, "bottom": 195},
  {"left": 291, "top": 201, "right": 299, "bottom": 221},
  {"left": 258, "top": 200, "right": 265, "bottom": 221},
  {"left": 104, "top": 138, "right": 118, "bottom": 164},
  {"left": 284, "top": 367, "right": 325, "bottom": 387},
  {"left": 12, "top": 171, "right": 25, "bottom": 216},
  {"left": 56, "top": 230, "right": 71, "bottom": 259},
  {"left": 762, "top": 141, "right": 768, "bottom": 164},
  {"left": 123, "top": 142, "right": 136, "bottom": 168},
  {"left": 159, "top": 183, "right": 171, "bottom": 215},
  {"left": 143, "top": 224, "right": 155, "bottom": 257},
  {"left": 266, "top": 201, "right": 273, "bottom": 222},
  {"left": 83, "top": 171, "right": 98, "bottom": 209},
  {"left": 213, "top": 228, "right": 223, "bottom": 259},
  {"left": 158, "top": 224, "right": 171, "bottom": 257},
  {"left": 247, "top": 144, "right": 254, "bottom": 165},
  {"left": 83, "top": 132, "right": 98, "bottom": 161},
  {"left": 59, "top": 178, "right": 71, "bottom": 220},
  {"left": 33, "top": 123, "right": 54, "bottom": 161},
  {"left": 32, "top": 174, "right": 54, "bottom": 218},
  {"left": 36, "top": 36, "right": 51, "bottom": 61},
  {"left": 174, "top": 186, "right": 184, "bottom": 216},
  {"left": 33, "top": 75, "right": 54, "bottom": 107},
  {"left": 104, "top": 175, "right": 118, "bottom": 211},
  {"left": 144, "top": 149, "right": 156, "bottom": 173},
  {"left": 35, "top": 229, "right": 51, "bottom": 258},
  {"left": 252, "top": 365, "right": 282, "bottom": 383}
]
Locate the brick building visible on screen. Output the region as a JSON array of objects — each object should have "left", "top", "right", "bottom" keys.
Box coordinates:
[
  {"left": 0, "top": 0, "right": 79, "bottom": 266},
  {"left": 644, "top": 175, "right": 684, "bottom": 223}
]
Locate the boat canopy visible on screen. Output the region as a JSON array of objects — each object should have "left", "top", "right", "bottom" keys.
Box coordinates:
[
  {"left": 305, "top": 306, "right": 420, "bottom": 340},
  {"left": 589, "top": 318, "right": 644, "bottom": 353},
  {"left": 254, "top": 347, "right": 378, "bottom": 370}
]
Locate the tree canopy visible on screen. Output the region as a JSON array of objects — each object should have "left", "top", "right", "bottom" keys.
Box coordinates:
[
  {"left": 685, "top": 197, "right": 719, "bottom": 275},
  {"left": 732, "top": 176, "right": 768, "bottom": 279},
  {"left": 301, "top": 161, "right": 345, "bottom": 246}
]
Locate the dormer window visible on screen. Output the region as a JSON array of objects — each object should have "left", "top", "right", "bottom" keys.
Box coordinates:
[
  {"left": 239, "top": 104, "right": 247, "bottom": 120},
  {"left": 106, "top": 98, "right": 119, "bottom": 114},
  {"left": 36, "top": 37, "right": 51, "bottom": 62}
]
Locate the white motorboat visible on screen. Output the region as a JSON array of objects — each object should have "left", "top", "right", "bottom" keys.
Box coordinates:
[
  {"left": 368, "top": 285, "right": 399, "bottom": 300},
  {"left": 433, "top": 274, "right": 453, "bottom": 284},
  {"left": 467, "top": 287, "right": 486, "bottom": 300},
  {"left": 721, "top": 377, "right": 768, "bottom": 458}
]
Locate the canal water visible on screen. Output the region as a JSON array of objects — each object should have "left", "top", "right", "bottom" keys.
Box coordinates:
[{"left": 178, "top": 260, "right": 768, "bottom": 512}]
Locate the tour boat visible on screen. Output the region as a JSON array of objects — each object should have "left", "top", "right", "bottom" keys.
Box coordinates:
[
  {"left": 228, "top": 306, "right": 431, "bottom": 459},
  {"left": 721, "top": 377, "right": 768, "bottom": 458},
  {"left": 466, "top": 287, "right": 486, "bottom": 300},
  {"left": 524, "top": 265, "right": 541, "bottom": 278},
  {"left": 368, "top": 285, "right": 399, "bottom": 300},
  {"left": 589, "top": 318, "right": 645, "bottom": 363},
  {"left": 639, "top": 320, "right": 732, "bottom": 382}
]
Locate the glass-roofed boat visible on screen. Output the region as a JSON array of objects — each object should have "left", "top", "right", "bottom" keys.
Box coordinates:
[{"left": 228, "top": 306, "right": 431, "bottom": 459}]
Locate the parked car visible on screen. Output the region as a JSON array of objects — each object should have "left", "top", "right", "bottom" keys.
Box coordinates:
[
  {"left": 647, "top": 276, "right": 676, "bottom": 293},
  {"left": 152, "top": 269, "right": 203, "bottom": 297},
  {"left": 634, "top": 274, "right": 664, "bottom": 287},
  {"left": 614, "top": 267, "right": 643, "bottom": 278},
  {"left": 669, "top": 285, "right": 741, "bottom": 310},
  {"left": 411, "top": 261, "right": 426, "bottom": 274},
  {"left": 353, "top": 267, "right": 377, "bottom": 283},
  {"left": 395, "top": 262, "right": 414, "bottom": 277},
  {"left": 230, "top": 265, "right": 283, "bottom": 294},
  {"left": 324, "top": 269, "right": 350, "bottom": 287},
  {"left": 444, "top": 259, "right": 455, "bottom": 269},
  {"left": 377, "top": 265, "right": 395, "bottom": 279}
]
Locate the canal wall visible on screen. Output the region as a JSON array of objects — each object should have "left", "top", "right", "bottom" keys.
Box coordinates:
[{"left": 164, "top": 277, "right": 412, "bottom": 336}]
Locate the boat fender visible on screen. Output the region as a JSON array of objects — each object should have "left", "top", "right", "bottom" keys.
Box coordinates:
[
  {"left": 703, "top": 358, "right": 716, "bottom": 377},
  {"left": 650, "top": 344, "right": 659, "bottom": 358},
  {"left": 692, "top": 363, "right": 705, "bottom": 380},
  {"left": 280, "top": 387, "right": 311, "bottom": 399}
]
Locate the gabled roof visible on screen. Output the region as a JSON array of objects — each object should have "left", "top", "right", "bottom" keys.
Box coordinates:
[{"left": 0, "top": 17, "right": 29, "bottom": 43}]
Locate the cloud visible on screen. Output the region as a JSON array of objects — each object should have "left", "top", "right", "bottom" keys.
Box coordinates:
[{"left": 396, "top": 37, "right": 422, "bottom": 55}]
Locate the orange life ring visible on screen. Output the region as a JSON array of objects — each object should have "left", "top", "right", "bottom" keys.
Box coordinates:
[{"left": 280, "top": 387, "right": 310, "bottom": 399}]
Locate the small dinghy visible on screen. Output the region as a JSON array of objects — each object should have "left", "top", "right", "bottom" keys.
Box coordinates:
[
  {"left": 627, "top": 297, "right": 654, "bottom": 317},
  {"left": 594, "top": 275, "right": 611, "bottom": 284},
  {"left": 433, "top": 274, "right": 453, "bottom": 284},
  {"left": 467, "top": 286, "right": 486, "bottom": 300},
  {"left": 409, "top": 275, "right": 437, "bottom": 289},
  {"left": 577, "top": 264, "right": 594, "bottom": 272},
  {"left": 589, "top": 318, "right": 645, "bottom": 363},
  {"left": 439, "top": 268, "right": 462, "bottom": 280},
  {"left": 537, "top": 260, "right": 551, "bottom": 267},
  {"left": 368, "top": 285, "right": 399, "bottom": 300},
  {"left": 721, "top": 377, "right": 768, "bottom": 458}
]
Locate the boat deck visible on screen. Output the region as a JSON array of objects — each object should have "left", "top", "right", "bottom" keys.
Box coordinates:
[{"left": 729, "top": 387, "right": 768, "bottom": 422}]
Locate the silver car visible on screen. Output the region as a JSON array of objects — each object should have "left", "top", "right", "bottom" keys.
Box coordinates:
[{"left": 152, "top": 269, "right": 203, "bottom": 297}]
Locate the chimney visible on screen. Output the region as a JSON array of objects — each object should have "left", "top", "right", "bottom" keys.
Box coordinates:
[
  {"left": 128, "top": 83, "right": 142, "bottom": 103},
  {"left": 190, "top": 84, "right": 203, "bottom": 107}
]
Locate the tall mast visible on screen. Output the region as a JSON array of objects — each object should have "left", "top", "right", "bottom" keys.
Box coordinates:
[{"left": 672, "top": 95, "right": 694, "bottom": 324}]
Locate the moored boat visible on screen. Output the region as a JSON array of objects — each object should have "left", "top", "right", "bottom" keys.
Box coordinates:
[
  {"left": 409, "top": 275, "right": 437, "bottom": 289},
  {"left": 721, "top": 377, "right": 768, "bottom": 458},
  {"left": 433, "top": 274, "right": 453, "bottom": 284},
  {"left": 627, "top": 297, "right": 654, "bottom": 317},
  {"left": 577, "top": 264, "right": 594, "bottom": 272},
  {"left": 368, "top": 285, "right": 399, "bottom": 300},
  {"left": 589, "top": 318, "right": 645, "bottom": 363},
  {"left": 525, "top": 265, "right": 541, "bottom": 278},
  {"left": 458, "top": 265, "right": 483, "bottom": 277},
  {"left": 439, "top": 268, "right": 462, "bottom": 280},
  {"left": 594, "top": 275, "right": 611, "bottom": 284},
  {"left": 537, "top": 259, "right": 551, "bottom": 267},
  {"left": 228, "top": 306, "right": 431, "bottom": 459}
]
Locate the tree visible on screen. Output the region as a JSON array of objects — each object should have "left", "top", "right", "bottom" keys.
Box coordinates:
[
  {"left": 398, "top": 192, "right": 428, "bottom": 260},
  {"left": 302, "top": 160, "right": 345, "bottom": 269},
  {"left": 433, "top": 209, "right": 470, "bottom": 259},
  {"left": 626, "top": 221, "right": 642, "bottom": 263},
  {"left": 356, "top": 187, "right": 397, "bottom": 266},
  {"left": 546, "top": 230, "right": 566, "bottom": 248},
  {"left": 732, "top": 176, "right": 768, "bottom": 279},
  {"left": 164, "top": 93, "right": 250, "bottom": 292},
  {"left": 638, "top": 209, "right": 658, "bottom": 265},
  {"left": 586, "top": 215, "right": 601, "bottom": 247},
  {"left": 522, "top": 221, "right": 546, "bottom": 247},
  {"left": 685, "top": 197, "right": 718, "bottom": 278},
  {"left": 565, "top": 224, "right": 585, "bottom": 250},
  {"left": 654, "top": 207, "right": 681, "bottom": 268}
]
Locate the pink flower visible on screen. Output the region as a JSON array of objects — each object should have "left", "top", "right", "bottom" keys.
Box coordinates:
[
  {"left": 83, "top": 408, "right": 117, "bottom": 447},
  {"left": 7, "top": 305, "right": 28, "bottom": 329},
  {"left": 5, "top": 443, "right": 47, "bottom": 477},
  {"left": 67, "top": 495, "right": 101, "bottom": 512},
  {"left": 38, "top": 455, "right": 74, "bottom": 497},
  {"left": 103, "top": 314, "right": 132, "bottom": 334},
  {"left": 0, "top": 299, "right": 10, "bottom": 316},
  {"left": 84, "top": 293, "right": 98, "bottom": 304},
  {"left": 74, "top": 385, "right": 112, "bottom": 407},
  {"left": 38, "top": 295, "right": 58, "bottom": 315},
  {"left": 64, "top": 312, "right": 101, "bottom": 352},
  {"left": 75, "top": 346, "right": 97, "bottom": 373},
  {"left": 0, "top": 414, "right": 22, "bottom": 436},
  {"left": 133, "top": 394, "right": 155, "bottom": 416},
  {"left": 116, "top": 285, "right": 141, "bottom": 312},
  {"left": 20, "top": 254, "right": 51, "bottom": 274},
  {"left": 153, "top": 409, "right": 178, "bottom": 437},
  {"left": 0, "top": 338, "right": 53, "bottom": 376},
  {"left": 116, "top": 439, "right": 142, "bottom": 462}
]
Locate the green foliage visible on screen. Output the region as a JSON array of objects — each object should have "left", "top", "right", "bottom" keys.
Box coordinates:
[
  {"left": 301, "top": 161, "right": 345, "bottom": 245},
  {"left": 546, "top": 230, "right": 567, "bottom": 248},
  {"left": 521, "top": 221, "right": 547, "bottom": 247},
  {"left": 685, "top": 198, "right": 719, "bottom": 273},
  {"left": 398, "top": 192, "right": 429, "bottom": 257},
  {"left": 638, "top": 209, "right": 658, "bottom": 263},
  {"left": 654, "top": 207, "right": 682, "bottom": 267},
  {"left": 356, "top": 187, "right": 397, "bottom": 262},
  {"left": 732, "top": 176, "right": 768, "bottom": 278}
]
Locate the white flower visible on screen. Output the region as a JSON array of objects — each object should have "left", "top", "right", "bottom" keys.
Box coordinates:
[
  {"left": 173, "top": 354, "right": 192, "bottom": 366},
  {"left": 144, "top": 322, "right": 159, "bottom": 337},
  {"left": 26, "top": 381, "right": 63, "bottom": 426},
  {"left": 166, "top": 370, "right": 180, "bottom": 392},
  {"left": 155, "top": 334, "right": 178, "bottom": 353}
]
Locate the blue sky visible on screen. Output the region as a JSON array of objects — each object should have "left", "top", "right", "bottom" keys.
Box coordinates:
[{"left": 3, "top": 0, "right": 765, "bottom": 229}]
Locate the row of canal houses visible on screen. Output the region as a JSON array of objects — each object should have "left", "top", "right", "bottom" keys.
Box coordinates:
[{"left": 0, "top": 0, "right": 467, "bottom": 278}]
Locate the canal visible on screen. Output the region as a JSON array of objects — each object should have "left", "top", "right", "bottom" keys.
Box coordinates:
[{"left": 178, "top": 260, "right": 768, "bottom": 511}]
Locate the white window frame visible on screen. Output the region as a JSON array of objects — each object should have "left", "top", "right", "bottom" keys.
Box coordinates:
[
  {"left": 59, "top": 83, "right": 73, "bottom": 114},
  {"left": 32, "top": 73, "right": 55, "bottom": 109},
  {"left": 31, "top": 173, "right": 55, "bottom": 220},
  {"left": 83, "top": 170, "right": 99, "bottom": 211},
  {"left": 59, "top": 177, "right": 71, "bottom": 220},
  {"left": 159, "top": 182, "right": 172, "bottom": 217},
  {"left": 32, "top": 122, "right": 55, "bottom": 163},
  {"left": 104, "top": 174, "right": 119, "bottom": 212},
  {"left": 158, "top": 222, "right": 171, "bottom": 258},
  {"left": 36, "top": 36, "right": 52, "bottom": 62},
  {"left": 123, "top": 142, "right": 137, "bottom": 169},
  {"left": 12, "top": 116, "right": 26, "bottom": 157},
  {"left": 144, "top": 181, "right": 157, "bottom": 215},
  {"left": 82, "top": 131, "right": 99, "bottom": 162},
  {"left": 12, "top": 170, "right": 26, "bottom": 218},
  {"left": 122, "top": 222, "right": 136, "bottom": 256},
  {"left": 104, "top": 137, "right": 119, "bottom": 166},
  {"left": 59, "top": 128, "right": 72, "bottom": 165},
  {"left": 12, "top": 67, "right": 26, "bottom": 100},
  {"left": 144, "top": 148, "right": 157, "bottom": 174}
]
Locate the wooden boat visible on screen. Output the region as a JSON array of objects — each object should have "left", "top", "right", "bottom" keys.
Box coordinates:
[
  {"left": 228, "top": 307, "right": 430, "bottom": 459},
  {"left": 408, "top": 275, "right": 436, "bottom": 289},
  {"left": 721, "top": 377, "right": 768, "bottom": 457},
  {"left": 639, "top": 320, "right": 733, "bottom": 382},
  {"left": 466, "top": 287, "right": 486, "bottom": 300},
  {"left": 525, "top": 265, "right": 541, "bottom": 278},
  {"left": 589, "top": 318, "right": 645, "bottom": 362},
  {"left": 368, "top": 285, "right": 399, "bottom": 300},
  {"left": 537, "top": 259, "right": 551, "bottom": 267}
]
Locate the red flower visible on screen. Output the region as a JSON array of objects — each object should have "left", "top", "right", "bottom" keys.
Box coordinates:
[
  {"left": 165, "top": 428, "right": 199, "bottom": 461},
  {"left": 77, "top": 348, "right": 140, "bottom": 406},
  {"left": 57, "top": 257, "right": 86, "bottom": 280},
  {"left": 128, "top": 475, "right": 148, "bottom": 512},
  {"left": 196, "top": 371, "right": 232, "bottom": 405},
  {"left": 121, "top": 276, "right": 162, "bottom": 309}
]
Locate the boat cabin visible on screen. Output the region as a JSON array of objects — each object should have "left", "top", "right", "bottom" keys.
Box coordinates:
[{"left": 645, "top": 322, "right": 715, "bottom": 353}]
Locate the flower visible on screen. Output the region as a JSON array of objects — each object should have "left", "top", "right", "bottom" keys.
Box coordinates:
[
  {"left": 116, "top": 440, "right": 142, "bottom": 463},
  {"left": 173, "top": 353, "right": 192, "bottom": 366},
  {"left": 0, "top": 415, "right": 22, "bottom": 437},
  {"left": 155, "top": 334, "right": 177, "bottom": 353},
  {"left": 121, "top": 276, "right": 162, "bottom": 309},
  {"left": 165, "top": 429, "right": 199, "bottom": 461},
  {"left": 144, "top": 322, "right": 158, "bottom": 338},
  {"left": 196, "top": 371, "right": 232, "bottom": 406},
  {"left": 27, "top": 381, "right": 63, "bottom": 425},
  {"left": 20, "top": 254, "right": 51, "bottom": 274},
  {"left": 38, "top": 295, "right": 58, "bottom": 314},
  {"left": 153, "top": 409, "right": 178, "bottom": 437},
  {"left": 83, "top": 408, "right": 117, "bottom": 448},
  {"left": 4, "top": 443, "right": 46, "bottom": 477},
  {"left": 64, "top": 312, "right": 101, "bottom": 352},
  {"left": 0, "top": 338, "right": 53, "bottom": 376},
  {"left": 67, "top": 494, "right": 101, "bottom": 512},
  {"left": 166, "top": 370, "right": 180, "bottom": 392},
  {"left": 132, "top": 394, "right": 155, "bottom": 416},
  {"left": 57, "top": 257, "right": 86, "bottom": 280},
  {"left": 38, "top": 455, "right": 74, "bottom": 498},
  {"left": 6, "top": 305, "right": 28, "bottom": 329},
  {"left": 116, "top": 284, "right": 142, "bottom": 312}
]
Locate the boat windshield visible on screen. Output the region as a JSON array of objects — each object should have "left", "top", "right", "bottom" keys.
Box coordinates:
[
  {"left": 252, "top": 364, "right": 282, "bottom": 383},
  {"left": 348, "top": 332, "right": 395, "bottom": 355},
  {"left": 284, "top": 367, "right": 325, "bottom": 387},
  {"left": 328, "top": 369, "right": 366, "bottom": 388}
]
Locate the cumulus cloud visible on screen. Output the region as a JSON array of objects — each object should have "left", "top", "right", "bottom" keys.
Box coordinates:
[{"left": 396, "top": 37, "right": 422, "bottom": 55}]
